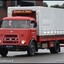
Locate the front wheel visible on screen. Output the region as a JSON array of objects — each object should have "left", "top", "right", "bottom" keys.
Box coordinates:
[
  {"left": 27, "top": 41, "right": 36, "bottom": 56},
  {"left": 0, "top": 48, "right": 8, "bottom": 57}
]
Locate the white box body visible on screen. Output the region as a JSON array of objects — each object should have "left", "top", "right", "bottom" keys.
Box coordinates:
[{"left": 8, "top": 6, "right": 64, "bottom": 36}]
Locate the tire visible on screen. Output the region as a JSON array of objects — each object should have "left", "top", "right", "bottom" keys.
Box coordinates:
[
  {"left": 50, "top": 41, "right": 60, "bottom": 54},
  {"left": 27, "top": 41, "right": 36, "bottom": 56},
  {"left": 0, "top": 48, "right": 8, "bottom": 57}
]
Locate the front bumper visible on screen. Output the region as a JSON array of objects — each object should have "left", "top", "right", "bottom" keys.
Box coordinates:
[{"left": 0, "top": 45, "right": 28, "bottom": 51}]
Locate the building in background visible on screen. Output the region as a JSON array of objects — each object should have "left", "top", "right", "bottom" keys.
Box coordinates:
[
  {"left": 0, "top": 0, "right": 43, "bottom": 25},
  {"left": 17, "top": 0, "right": 43, "bottom": 6}
]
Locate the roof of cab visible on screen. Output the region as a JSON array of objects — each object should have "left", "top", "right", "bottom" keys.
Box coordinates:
[{"left": 3, "top": 16, "right": 35, "bottom": 21}]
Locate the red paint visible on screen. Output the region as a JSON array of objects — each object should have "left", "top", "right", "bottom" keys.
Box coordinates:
[
  {"left": 2, "top": 16, "right": 36, "bottom": 46},
  {"left": 37, "top": 35, "right": 64, "bottom": 43},
  {"left": 0, "top": 28, "right": 36, "bottom": 46},
  {"left": 1, "top": 16, "right": 64, "bottom": 48},
  {"left": 3, "top": 16, "right": 35, "bottom": 21}
]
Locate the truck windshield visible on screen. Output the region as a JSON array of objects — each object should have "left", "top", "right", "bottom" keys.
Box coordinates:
[{"left": 1, "top": 20, "right": 30, "bottom": 28}]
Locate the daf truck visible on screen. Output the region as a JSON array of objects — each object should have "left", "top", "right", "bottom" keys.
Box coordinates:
[{"left": 0, "top": 6, "right": 64, "bottom": 57}]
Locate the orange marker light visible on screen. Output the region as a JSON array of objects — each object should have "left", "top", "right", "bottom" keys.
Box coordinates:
[{"left": 13, "top": 10, "right": 32, "bottom": 14}]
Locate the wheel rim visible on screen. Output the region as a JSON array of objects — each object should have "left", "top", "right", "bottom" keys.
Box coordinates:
[
  {"left": 55, "top": 43, "right": 59, "bottom": 52},
  {"left": 30, "top": 44, "right": 35, "bottom": 54}
]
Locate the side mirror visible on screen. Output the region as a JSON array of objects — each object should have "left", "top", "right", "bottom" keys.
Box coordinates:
[
  {"left": 31, "top": 21, "right": 37, "bottom": 27},
  {"left": 34, "top": 22, "right": 37, "bottom": 27}
]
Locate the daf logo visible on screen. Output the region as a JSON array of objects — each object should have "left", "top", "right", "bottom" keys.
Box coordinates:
[
  {"left": 9, "top": 38, "right": 12, "bottom": 40},
  {"left": 10, "top": 31, "right": 13, "bottom": 33}
]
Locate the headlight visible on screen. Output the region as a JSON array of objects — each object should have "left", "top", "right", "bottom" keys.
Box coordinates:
[{"left": 21, "top": 40, "right": 26, "bottom": 44}]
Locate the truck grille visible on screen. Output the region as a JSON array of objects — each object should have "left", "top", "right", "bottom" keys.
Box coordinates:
[
  {"left": 5, "top": 35, "right": 17, "bottom": 37},
  {"left": 3, "top": 41, "right": 18, "bottom": 43},
  {"left": 3, "top": 35, "right": 18, "bottom": 43}
]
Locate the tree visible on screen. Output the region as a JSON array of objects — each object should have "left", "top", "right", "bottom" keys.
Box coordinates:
[
  {"left": 50, "top": 4, "right": 61, "bottom": 8},
  {"left": 42, "top": 2, "right": 48, "bottom": 7},
  {"left": 61, "top": 3, "right": 64, "bottom": 8}
]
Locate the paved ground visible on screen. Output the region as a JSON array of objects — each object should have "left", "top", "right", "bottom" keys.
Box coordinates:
[{"left": 0, "top": 47, "right": 64, "bottom": 63}]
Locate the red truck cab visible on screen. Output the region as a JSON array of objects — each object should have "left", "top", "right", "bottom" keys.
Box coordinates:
[{"left": 0, "top": 16, "right": 37, "bottom": 57}]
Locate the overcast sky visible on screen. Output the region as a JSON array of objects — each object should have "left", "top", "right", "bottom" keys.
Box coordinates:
[{"left": 43, "top": 1, "right": 64, "bottom": 7}]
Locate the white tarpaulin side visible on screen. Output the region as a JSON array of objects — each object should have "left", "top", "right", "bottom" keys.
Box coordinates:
[
  {"left": 8, "top": 6, "right": 64, "bottom": 36},
  {"left": 38, "top": 7, "right": 64, "bottom": 36}
]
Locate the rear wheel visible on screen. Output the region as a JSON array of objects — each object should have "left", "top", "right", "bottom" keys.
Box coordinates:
[
  {"left": 27, "top": 41, "right": 36, "bottom": 56},
  {"left": 0, "top": 48, "right": 8, "bottom": 57},
  {"left": 50, "top": 41, "right": 60, "bottom": 53}
]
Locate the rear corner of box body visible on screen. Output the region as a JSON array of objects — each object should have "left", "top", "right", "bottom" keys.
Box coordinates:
[{"left": 38, "top": 7, "right": 64, "bottom": 36}]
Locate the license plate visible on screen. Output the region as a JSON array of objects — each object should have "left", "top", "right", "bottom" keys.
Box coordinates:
[{"left": 6, "top": 46, "right": 13, "bottom": 48}]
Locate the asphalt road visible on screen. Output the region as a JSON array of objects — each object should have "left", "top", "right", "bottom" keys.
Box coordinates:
[{"left": 0, "top": 47, "right": 64, "bottom": 63}]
